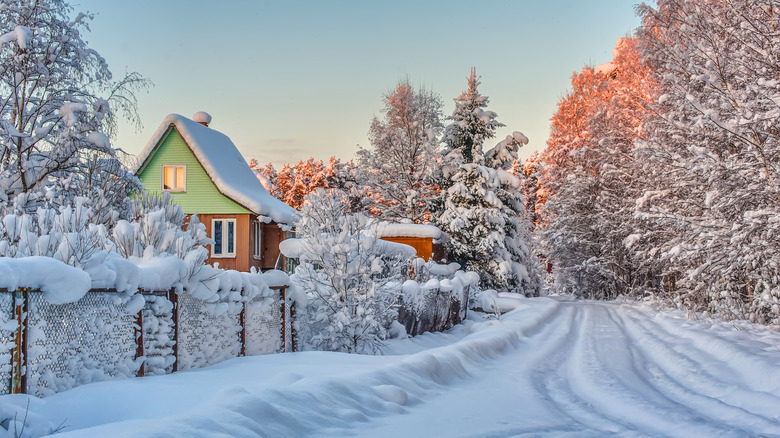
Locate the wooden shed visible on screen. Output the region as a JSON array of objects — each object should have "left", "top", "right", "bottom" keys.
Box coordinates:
[{"left": 376, "top": 223, "right": 448, "bottom": 263}]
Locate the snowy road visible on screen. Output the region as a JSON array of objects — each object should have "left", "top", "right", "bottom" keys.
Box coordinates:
[{"left": 7, "top": 297, "right": 780, "bottom": 437}]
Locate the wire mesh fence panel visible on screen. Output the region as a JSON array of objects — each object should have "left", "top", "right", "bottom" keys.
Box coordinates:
[
  {"left": 26, "top": 291, "right": 138, "bottom": 397},
  {"left": 244, "top": 293, "right": 281, "bottom": 355},
  {"left": 0, "top": 293, "right": 14, "bottom": 395},
  {"left": 177, "top": 292, "right": 242, "bottom": 370},
  {"left": 141, "top": 293, "right": 176, "bottom": 375}
]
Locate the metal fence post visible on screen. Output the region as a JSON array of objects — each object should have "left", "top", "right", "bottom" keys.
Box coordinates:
[
  {"left": 11, "top": 288, "right": 28, "bottom": 394},
  {"left": 280, "top": 287, "right": 287, "bottom": 352},
  {"left": 168, "top": 288, "right": 179, "bottom": 372},
  {"left": 135, "top": 292, "right": 145, "bottom": 377},
  {"left": 239, "top": 287, "right": 247, "bottom": 357}
]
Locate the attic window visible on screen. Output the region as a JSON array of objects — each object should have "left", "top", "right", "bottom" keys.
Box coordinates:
[{"left": 162, "top": 165, "right": 186, "bottom": 192}]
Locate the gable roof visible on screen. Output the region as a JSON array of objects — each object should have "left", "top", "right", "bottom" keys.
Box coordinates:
[{"left": 134, "top": 114, "right": 298, "bottom": 226}]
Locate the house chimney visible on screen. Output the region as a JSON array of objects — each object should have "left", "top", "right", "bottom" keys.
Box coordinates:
[{"left": 193, "top": 111, "right": 212, "bottom": 127}]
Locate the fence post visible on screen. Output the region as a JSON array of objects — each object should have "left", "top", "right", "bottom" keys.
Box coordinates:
[
  {"left": 11, "top": 288, "right": 28, "bottom": 394},
  {"left": 289, "top": 293, "right": 297, "bottom": 353},
  {"left": 279, "top": 287, "right": 286, "bottom": 352},
  {"left": 239, "top": 287, "right": 247, "bottom": 357},
  {"left": 168, "top": 288, "right": 179, "bottom": 372},
  {"left": 135, "top": 293, "right": 145, "bottom": 377}
]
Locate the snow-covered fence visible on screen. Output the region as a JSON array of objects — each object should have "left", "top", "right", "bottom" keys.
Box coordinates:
[
  {"left": 0, "top": 277, "right": 295, "bottom": 396},
  {"left": 397, "top": 261, "right": 479, "bottom": 336}
]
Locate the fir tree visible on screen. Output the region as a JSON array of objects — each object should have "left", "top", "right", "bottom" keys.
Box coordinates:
[{"left": 438, "top": 70, "right": 538, "bottom": 293}]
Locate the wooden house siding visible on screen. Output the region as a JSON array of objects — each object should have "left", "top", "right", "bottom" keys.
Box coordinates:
[
  {"left": 379, "top": 236, "right": 447, "bottom": 263},
  {"left": 137, "top": 128, "right": 250, "bottom": 215},
  {"left": 197, "top": 213, "right": 251, "bottom": 272},
  {"left": 260, "top": 223, "right": 286, "bottom": 270},
  {"left": 192, "top": 215, "right": 286, "bottom": 272}
]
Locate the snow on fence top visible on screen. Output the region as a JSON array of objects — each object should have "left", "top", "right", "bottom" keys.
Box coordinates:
[
  {"left": 0, "top": 254, "right": 290, "bottom": 305},
  {"left": 133, "top": 113, "right": 298, "bottom": 226},
  {"left": 374, "top": 223, "right": 448, "bottom": 242},
  {"left": 0, "top": 256, "right": 90, "bottom": 304}
]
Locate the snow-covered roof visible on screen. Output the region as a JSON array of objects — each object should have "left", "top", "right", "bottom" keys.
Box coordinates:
[
  {"left": 375, "top": 223, "right": 448, "bottom": 242},
  {"left": 133, "top": 114, "right": 298, "bottom": 226},
  {"left": 279, "top": 238, "right": 417, "bottom": 260}
]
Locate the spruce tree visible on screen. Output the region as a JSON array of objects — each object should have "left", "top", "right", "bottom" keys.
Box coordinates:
[{"left": 437, "top": 69, "right": 538, "bottom": 294}]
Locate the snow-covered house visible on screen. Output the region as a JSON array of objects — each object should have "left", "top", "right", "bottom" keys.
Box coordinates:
[
  {"left": 375, "top": 223, "right": 448, "bottom": 263},
  {"left": 134, "top": 112, "right": 298, "bottom": 272}
]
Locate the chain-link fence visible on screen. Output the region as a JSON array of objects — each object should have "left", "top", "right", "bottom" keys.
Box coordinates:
[{"left": 0, "top": 286, "right": 290, "bottom": 396}]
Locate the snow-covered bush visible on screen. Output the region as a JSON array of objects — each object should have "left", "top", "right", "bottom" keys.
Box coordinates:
[
  {"left": 292, "top": 189, "right": 410, "bottom": 353},
  {"left": 398, "top": 260, "right": 478, "bottom": 335}
]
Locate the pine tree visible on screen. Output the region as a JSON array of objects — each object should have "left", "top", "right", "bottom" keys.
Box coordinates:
[
  {"left": 486, "top": 134, "right": 541, "bottom": 295},
  {"left": 442, "top": 68, "right": 504, "bottom": 167}
]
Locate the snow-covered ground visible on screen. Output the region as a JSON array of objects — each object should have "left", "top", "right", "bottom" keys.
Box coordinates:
[{"left": 4, "top": 296, "right": 780, "bottom": 437}]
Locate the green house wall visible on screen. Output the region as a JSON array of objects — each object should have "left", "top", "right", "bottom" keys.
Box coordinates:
[{"left": 137, "top": 128, "right": 250, "bottom": 215}]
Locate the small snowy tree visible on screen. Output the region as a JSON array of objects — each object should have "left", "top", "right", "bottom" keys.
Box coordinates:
[
  {"left": 292, "top": 189, "right": 409, "bottom": 353},
  {"left": 358, "top": 79, "right": 443, "bottom": 223}
]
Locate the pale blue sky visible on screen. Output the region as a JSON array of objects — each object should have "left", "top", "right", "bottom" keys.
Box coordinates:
[{"left": 75, "top": 0, "right": 643, "bottom": 167}]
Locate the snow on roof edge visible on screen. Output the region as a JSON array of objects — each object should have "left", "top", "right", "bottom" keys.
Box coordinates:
[{"left": 375, "top": 223, "right": 446, "bottom": 240}]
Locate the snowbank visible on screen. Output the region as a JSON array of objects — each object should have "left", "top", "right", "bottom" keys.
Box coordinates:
[{"left": 0, "top": 254, "right": 286, "bottom": 305}]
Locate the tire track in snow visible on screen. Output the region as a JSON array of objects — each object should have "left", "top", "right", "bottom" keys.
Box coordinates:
[
  {"left": 525, "top": 304, "right": 630, "bottom": 435},
  {"left": 553, "top": 303, "right": 739, "bottom": 437},
  {"left": 522, "top": 301, "right": 777, "bottom": 437},
  {"left": 613, "top": 305, "right": 780, "bottom": 433}
]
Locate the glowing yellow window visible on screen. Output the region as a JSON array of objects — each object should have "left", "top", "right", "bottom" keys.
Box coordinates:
[{"left": 162, "top": 165, "right": 186, "bottom": 192}]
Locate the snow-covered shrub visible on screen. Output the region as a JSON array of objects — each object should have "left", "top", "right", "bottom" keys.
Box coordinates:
[
  {"left": 397, "top": 261, "right": 477, "bottom": 335},
  {"left": 292, "top": 189, "right": 410, "bottom": 353}
]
